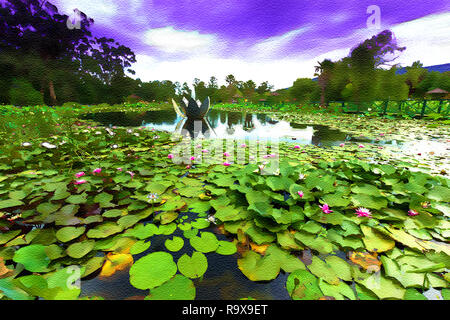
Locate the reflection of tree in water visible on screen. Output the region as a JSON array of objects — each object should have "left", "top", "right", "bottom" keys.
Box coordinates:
[
  {"left": 181, "top": 119, "right": 212, "bottom": 138},
  {"left": 244, "top": 113, "right": 254, "bottom": 129},
  {"left": 142, "top": 110, "right": 178, "bottom": 125},
  {"left": 206, "top": 109, "right": 220, "bottom": 127},
  {"left": 311, "top": 126, "right": 348, "bottom": 146},
  {"left": 227, "top": 112, "right": 242, "bottom": 128},
  {"left": 256, "top": 113, "right": 267, "bottom": 123}
]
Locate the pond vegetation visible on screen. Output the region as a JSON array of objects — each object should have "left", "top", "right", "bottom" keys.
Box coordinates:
[{"left": 0, "top": 103, "right": 449, "bottom": 300}]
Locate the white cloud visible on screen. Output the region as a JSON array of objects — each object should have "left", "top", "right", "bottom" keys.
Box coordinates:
[
  {"left": 391, "top": 12, "right": 450, "bottom": 67},
  {"left": 134, "top": 53, "right": 318, "bottom": 89},
  {"left": 54, "top": 0, "right": 118, "bottom": 21},
  {"left": 133, "top": 12, "right": 450, "bottom": 89},
  {"left": 143, "top": 27, "right": 223, "bottom": 54},
  {"left": 248, "top": 26, "right": 312, "bottom": 59}
]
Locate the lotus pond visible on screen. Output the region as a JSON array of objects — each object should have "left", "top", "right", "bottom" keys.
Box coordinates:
[{"left": 0, "top": 105, "right": 449, "bottom": 300}]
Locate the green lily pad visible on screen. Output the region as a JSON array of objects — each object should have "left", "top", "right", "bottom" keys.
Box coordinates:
[
  {"left": 286, "top": 269, "right": 323, "bottom": 300},
  {"left": 146, "top": 274, "right": 195, "bottom": 300},
  {"left": 87, "top": 222, "right": 123, "bottom": 238},
  {"left": 13, "top": 244, "right": 50, "bottom": 272},
  {"left": 360, "top": 225, "right": 395, "bottom": 253},
  {"left": 237, "top": 250, "right": 280, "bottom": 281},
  {"left": 55, "top": 226, "right": 86, "bottom": 243},
  {"left": 66, "top": 240, "right": 95, "bottom": 259},
  {"left": 129, "top": 252, "right": 177, "bottom": 290},
  {"left": 177, "top": 251, "right": 208, "bottom": 279},
  {"left": 129, "top": 240, "right": 151, "bottom": 255},
  {"left": 216, "top": 240, "right": 237, "bottom": 255},
  {"left": 165, "top": 236, "right": 184, "bottom": 252},
  {"left": 190, "top": 232, "right": 219, "bottom": 253}
]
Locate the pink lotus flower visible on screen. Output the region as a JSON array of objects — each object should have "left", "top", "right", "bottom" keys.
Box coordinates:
[
  {"left": 168, "top": 154, "right": 174, "bottom": 159},
  {"left": 224, "top": 152, "right": 231, "bottom": 157},
  {"left": 355, "top": 207, "right": 372, "bottom": 218},
  {"left": 92, "top": 168, "right": 102, "bottom": 174},
  {"left": 240, "top": 144, "right": 247, "bottom": 148},
  {"left": 294, "top": 145, "right": 300, "bottom": 149},
  {"left": 249, "top": 155, "right": 255, "bottom": 160},
  {"left": 297, "top": 191, "right": 304, "bottom": 198},
  {"left": 223, "top": 162, "right": 231, "bottom": 166},
  {"left": 126, "top": 171, "right": 135, "bottom": 178},
  {"left": 190, "top": 156, "right": 196, "bottom": 161},
  {"left": 74, "top": 179, "right": 87, "bottom": 185},
  {"left": 339, "top": 143, "right": 345, "bottom": 147},
  {"left": 202, "top": 149, "right": 209, "bottom": 153},
  {"left": 196, "top": 144, "right": 202, "bottom": 148},
  {"left": 379, "top": 133, "right": 385, "bottom": 136},
  {"left": 358, "top": 144, "right": 365, "bottom": 148},
  {"left": 117, "top": 168, "right": 123, "bottom": 171},
  {"left": 408, "top": 209, "right": 419, "bottom": 216},
  {"left": 75, "top": 172, "right": 85, "bottom": 178},
  {"left": 186, "top": 165, "right": 191, "bottom": 169},
  {"left": 319, "top": 203, "right": 333, "bottom": 214}
]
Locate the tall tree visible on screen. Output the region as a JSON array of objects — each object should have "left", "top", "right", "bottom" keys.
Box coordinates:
[
  {"left": 314, "top": 59, "right": 335, "bottom": 106},
  {"left": 0, "top": 0, "right": 136, "bottom": 105}
]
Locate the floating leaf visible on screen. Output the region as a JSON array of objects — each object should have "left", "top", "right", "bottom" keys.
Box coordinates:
[
  {"left": 100, "top": 253, "right": 133, "bottom": 277},
  {"left": 13, "top": 244, "right": 50, "bottom": 272},
  {"left": 87, "top": 222, "right": 123, "bottom": 239},
  {"left": 66, "top": 240, "right": 95, "bottom": 259},
  {"left": 237, "top": 250, "right": 280, "bottom": 281},
  {"left": 129, "top": 252, "right": 177, "bottom": 290},
  {"left": 286, "top": 269, "right": 323, "bottom": 300},
  {"left": 216, "top": 240, "right": 237, "bottom": 255},
  {"left": 55, "top": 226, "right": 86, "bottom": 243},
  {"left": 177, "top": 251, "right": 208, "bottom": 279},
  {"left": 165, "top": 236, "right": 184, "bottom": 252},
  {"left": 190, "top": 232, "right": 219, "bottom": 253},
  {"left": 360, "top": 225, "right": 395, "bottom": 253},
  {"left": 129, "top": 240, "right": 151, "bottom": 255},
  {"left": 349, "top": 251, "right": 381, "bottom": 272},
  {"left": 146, "top": 275, "right": 195, "bottom": 300}
]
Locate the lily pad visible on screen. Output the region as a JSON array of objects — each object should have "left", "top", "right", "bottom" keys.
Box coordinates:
[
  {"left": 190, "top": 232, "right": 219, "bottom": 253},
  {"left": 13, "top": 244, "right": 50, "bottom": 272},
  {"left": 165, "top": 236, "right": 184, "bottom": 252},
  {"left": 66, "top": 240, "right": 95, "bottom": 259},
  {"left": 129, "top": 252, "right": 177, "bottom": 290},
  {"left": 146, "top": 275, "right": 195, "bottom": 300},
  {"left": 55, "top": 226, "right": 86, "bottom": 243},
  {"left": 177, "top": 251, "right": 208, "bottom": 279}
]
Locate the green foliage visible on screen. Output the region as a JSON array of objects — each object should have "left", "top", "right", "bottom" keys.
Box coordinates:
[{"left": 9, "top": 79, "right": 44, "bottom": 106}]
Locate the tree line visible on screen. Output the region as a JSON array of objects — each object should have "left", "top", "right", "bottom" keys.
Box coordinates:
[
  {"left": 1, "top": 1, "right": 448, "bottom": 107},
  {"left": 290, "top": 31, "right": 450, "bottom": 105}
]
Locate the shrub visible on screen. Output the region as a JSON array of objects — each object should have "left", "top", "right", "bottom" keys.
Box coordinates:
[{"left": 9, "top": 79, "right": 44, "bottom": 106}]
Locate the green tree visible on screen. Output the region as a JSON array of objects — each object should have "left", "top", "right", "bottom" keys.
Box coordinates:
[
  {"left": 289, "top": 78, "right": 320, "bottom": 103},
  {"left": 314, "top": 59, "right": 335, "bottom": 105}
]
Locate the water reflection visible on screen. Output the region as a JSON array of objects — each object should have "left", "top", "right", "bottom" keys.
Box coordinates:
[{"left": 83, "top": 109, "right": 355, "bottom": 147}]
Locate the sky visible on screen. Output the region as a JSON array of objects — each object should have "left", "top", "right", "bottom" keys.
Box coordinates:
[{"left": 51, "top": 0, "right": 450, "bottom": 89}]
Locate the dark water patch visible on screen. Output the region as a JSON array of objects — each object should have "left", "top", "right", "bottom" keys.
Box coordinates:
[{"left": 79, "top": 212, "right": 291, "bottom": 300}]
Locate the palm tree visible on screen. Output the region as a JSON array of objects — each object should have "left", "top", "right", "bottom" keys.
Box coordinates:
[{"left": 314, "top": 59, "right": 335, "bottom": 107}]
